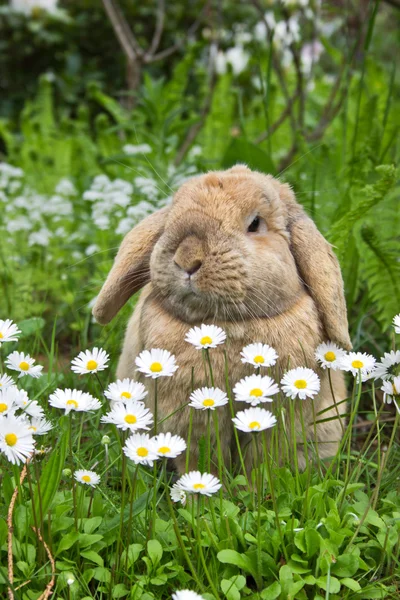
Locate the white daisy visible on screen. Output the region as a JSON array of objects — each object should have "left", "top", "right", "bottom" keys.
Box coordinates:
[
  {"left": 71, "top": 347, "right": 109, "bottom": 375},
  {"left": 25, "top": 417, "right": 53, "bottom": 436},
  {"left": 233, "top": 374, "right": 279, "bottom": 406},
  {"left": 74, "top": 469, "right": 100, "bottom": 487},
  {"left": 381, "top": 377, "right": 400, "bottom": 404},
  {"left": 232, "top": 407, "right": 277, "bottom": 432},
  {"left": 176, "top": 471, "right": 221, "bottom": 496},
  {"left": 240, "top": 342, "right": 278, "bottom": 368},
  {"left": 315, "top": 341, "right": 347, "bottom": 370},
  {"left": 101, "top": 401, "right": 153, "bottom": 432},
  {"left": 339, "top": 352, "right": 376, "bottom": 378},
  {"left": 172, "top": 592, "right": 204, "bottom": 600},
  {"left": 0, "top": 414, "right": 35, "bottom": 465},
  {"left": 7, "top": 387, "right": 45, "bottom": 419},
  {"left": 123, "top": 433, "right": 158, "bottom": 466},
  {"left": 0, "top": 374, "right": 15, "bottom": 390},
  {"left": 393, "top": 314, "right": 400, "bottom": 334},
  {"left": 0, "top": 389, "right": 17, "bottom": 417},
  {"left": 104, "top": 378, "right": 148, "bottom": 404},
  {"left": 281, "top": 367, "right": 321, "bottom": 400},
  {"left": 373, "top": 351, "right": 400, "bottom": 380},
  {"left": 188, "top": 387, "right": 228, "bottom": 410},
  {"left": 135, "top": 349, "right": 178, "bottom": 379},
  {"left": 185, "top": 324, "right": 226, "bottom": 350},
  {"left": 0, "top": 319, "right": 21, "bottom": 344},
  {"left": 5, "top": 351, "right": 43, "bottom": 379},
  {"left": 170, "top": 483, "right": 187, "bottom": 505},
  {"left": 49, "top": 388, "right": 102, "bottom": 414},
  {"left": 150, "top": 432, "right": 187, "bottom": 458}
]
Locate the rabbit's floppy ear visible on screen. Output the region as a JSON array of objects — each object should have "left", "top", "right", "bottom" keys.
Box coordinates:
[
  {"left": 93, "top": 206, "right": 169, "bottom": 325},
  {"left": 277, "top": 181, "right": 352, "bottom": 350}
]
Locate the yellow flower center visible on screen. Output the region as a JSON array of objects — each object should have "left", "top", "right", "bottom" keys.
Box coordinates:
[
  {"left": 137, "top": 447, "right": 149, "bottom": 457},
  {"left": 254, "top": 355, "right": 265, "bottom": 364},
  {"left": 19, "top": 361, "right": 30, "bottom": 371},
  {"left": 82, "top": 475, "right": 91, "bottom": 482},
  {"left": 5, "top": 433, "right": 17, "bottom": 446},
  {"left": 66, "top": 399, "right": 79, "bottom": 408},
  {"left": 351, "top": 360, "right": 364, "bottom": 369},
  {"left": 294, "top": 379, "right": 307, "bottom": 389},
  {"left": 249, "top": 421, "right": 261, "bottom": 430},
  {"left": 158, "top": 446, "right": 171, "bottom": 454},
  {"left": 200, "top": 336, "right": 212, "bottom": 346},
  {"left": 202, "top": 399, "right": 215, "bottom": 407},
  {"left": 28, "top": 426, "right": 37, "bottom": 432},
  {"left": 124, "top": 414, "right": 137, "bottom": 424},
  {"left": 86, "top": 360, "right": 98, "bottom": 371},
  {"left": 0, "top": 403, "right": 8, "bottom": 413},
  {"left": 250, "top": 388, "right": 263, "bottom": 397},
  {"left": 324, "top": 351, "right": 336, "bottom": 362},
  {"left": 0, "top": 332, "right": 3, "bottom": 339},
  {"left": 121, "top": 391, "right": 132, "bottom": 399},
  {"left": 193, "top": 483, "right": 205, "bottom": 490},
  {"left": 150, "top": 362, "right": 162, "bottom": 373}
]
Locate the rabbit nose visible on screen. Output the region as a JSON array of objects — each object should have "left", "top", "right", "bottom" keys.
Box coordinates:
[{"left": 174, "top": 236, "right": 204, "bottom": 276}]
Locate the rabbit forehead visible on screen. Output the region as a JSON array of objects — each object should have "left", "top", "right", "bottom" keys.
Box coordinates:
[{"left": 168, "top": 169, "right": 282, "bottom": 226}]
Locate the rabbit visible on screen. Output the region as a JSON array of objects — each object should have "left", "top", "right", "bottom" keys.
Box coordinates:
[{"left": 93, "top": 165, "right": 351, "bottom": 474}]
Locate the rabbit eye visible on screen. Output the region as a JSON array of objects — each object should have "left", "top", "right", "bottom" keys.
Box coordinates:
[{"left": 247, "top": 216, "right": 260, "bottom": 233}]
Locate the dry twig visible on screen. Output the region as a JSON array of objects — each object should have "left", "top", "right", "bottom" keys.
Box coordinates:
[{"left": 33, "top": 527, "right": 56, "bottom": 600}]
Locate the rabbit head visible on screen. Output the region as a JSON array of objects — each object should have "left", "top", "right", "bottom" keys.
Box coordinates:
[{"left": 93, "top": 166, "right": 351, "bottom": 349}]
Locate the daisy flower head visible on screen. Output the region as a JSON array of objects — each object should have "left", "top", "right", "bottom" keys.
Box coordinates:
[
  {"left": 170, "top": 483, "right": 187, "bottom": 505},
  {"left": 74, "top": 469, "right": 100, "bottom": 487},
  {"left": 123, "top": 433, "right": 158, "bottom": 466},
  {"left": 188, "top": 387, "right": 228, "bottom": 410},
  {"left": 49, "top": 388, "right": 102, "bottom": 414},
  {"left": 5, "top": 351, "right": 43, "bottom": 379},
  {"left": 233, "top": 374, "right": 279, "bottom": 406},
  {"left": 135, "top": 349, "right": 178, "bottom": 379},
  {"left": 0, "top": 414, "right": 35, "bottom": 465},
  {"left": 185, "top": 324, "right": 226, "bottom": 350},
  {"left": 339, "top": 352, "right": 376, "bottom": 379},
  {"left": 381, "top": 377, "right": 400, "bottom": 405},
  {"left": 232, "top": 406, "right": 277, "bottom": 432},
  {"left": 150, "top": 432, "right": 187, "bottom": 458},
  {"left": 0, "top": 389, "right": 17, "bottom": 417},
  {"left": 0, "top": 319, "right": 21, "bottom": 344},
  {"left": 373, "top": 351, "right": 400, "bottom": 381},
  {"left": 172, "top": 591, "right": 205, "bottom": 600},
  {"left": 104, "top": 378, "right": 147, "bottom": 405},
  {"left": 101, "top": 401, "right": 153, "bottom": 432},
  {"left": 176, "top": 471, "right": 221, "bottom": 496},
  {"left": 393, "top": 314, "right": 400, "bottom": 334},
  {"left": 71, "top": 347, "right": 109, "bottom": 375},
  {"left": 281, "top": 367, "right": 320, "bottom": 400},
  {"left": 315, "top": 341, "right": 347, "bottom": 370},
  {"left": 25, "top": 417, "right": 53, "bottom": 436},
  {"left": 240, "top": 342, "right": 278, "bottom": 368},
  {"left": 0, "top": 374, "right": 15, "bottom": 391}
]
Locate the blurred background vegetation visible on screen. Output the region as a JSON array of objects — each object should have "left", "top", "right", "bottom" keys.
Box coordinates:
[{"left": 0, "top": 0, "right": 399, "bottom": 358}]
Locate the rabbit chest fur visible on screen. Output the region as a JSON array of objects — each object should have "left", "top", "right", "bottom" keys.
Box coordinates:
[{"left": 93, "top": 165, "right": 351, "bottom": 472}]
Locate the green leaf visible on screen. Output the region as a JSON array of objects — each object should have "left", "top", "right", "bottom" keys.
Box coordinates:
[
  {"left": 14, "top": 505, "right": 29, "bottom": 538},
  {"left": 222, "top": 137, "right": 275, "bottom": 174},
  {"left": 80, "top": 550, "right": 104, "bottom": 567},
  {"left": 120, "top": 543, "right": 143, "bottom": 568},
  {"left": 341, "top": 578, "right": 361, "bottom": 591},
  {"left": 93, "top": 566, "right": 111, "bottom": 583},
  {"left": 18, "top": 317, "right": 45, "bottom": 338},
  {"left": 33, "top": 429, "right": 68, "bottom": 524},
  {"left": 84, "top": 516, "right": 103, "bottom": 534},
  {"left": 305, "top": 529, "right": 320, "bottom": 558},
  {"left": 57, "top": 531, "right": 79, "bottom": 554},
  {"left": 221, "top": 575, "right": 246, "bottom": 600},
  {"left": 331, "top": 554, "right": 359, "bottom": 577},
  {"left": 316, "top": 575, "right": 340, "bottom": 593},
  {"left": 112, "top": 583, "right": 129, "bottom": 598},
  {"left": 78, "top": 533, "right": 103, "bottom": 548},
  {"left": 147, "top": 539, "right": 163, "bottom": 567},
  {"left": 217, "top": 549, "right": 257, "bottom": 579},
  {"left": 260, "top": 581, "right": 281, "bottom": 600}
]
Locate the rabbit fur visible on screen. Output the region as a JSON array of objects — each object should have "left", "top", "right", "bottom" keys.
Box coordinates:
[{"left": 93, "top": 166, "right": 351, "bottom": 473}]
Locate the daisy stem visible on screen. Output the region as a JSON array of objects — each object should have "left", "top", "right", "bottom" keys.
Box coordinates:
[
  {"left": 289, "top": 399, "right": 301, "bottom": 495},
  {"left": 205, "top": 348, "right": 215, "bottom": 387},
  {"left": 299, "top": 401, "right": 311, "bottom": 522},
  {"left": 311, "top": 400, "right": 322, "bottom": 477},
  {"left": 224, "top": 350, "right": 250, "bottom": 488},
  {"left": 207, "top": 410, "right": 211, "bottom": 473},
  {"left": 371, "top": 380, "right": 381, "bottom": 483},
  {"left": 154, "top": 378, "right": 158, "bottom": 435},
  {"left": 213, "top": 410, "right": 224, "bottom": 492},
  {"left": 202, "top": 350, "right": 210, "bottom": 386},
  {"left": 124, "top": 464, "right": 139, "bottom": 575},
  {"left": 196, "top": 497, "right": 220, "bottom": 597},
  {"left": 116, "top": 436, "right": 128, "bottom": 572},
  {"left": 76, "top": 413, "right": 84, "bottom": 454},
  {"left": 69, "top": 413, "right": 78, "bottom": 531},
  {"left": 163, "top": 462, "right": 205, "bottom": 592},
  {"left": 87, "top": 487, "right": 95, "bottom": 518},
  {"left": 186, "top": 408, "right": 193, "bottom": 472},
  {"left": 253, "top": 435, "right": 263, "bottom": 591},
  {"left": 328, "top": 369, "right": 345, "bottom": 435}
]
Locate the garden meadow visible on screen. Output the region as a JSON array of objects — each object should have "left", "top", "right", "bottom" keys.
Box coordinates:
[{"left": 1, "top": 0, "right": 400, "bottom": 599}]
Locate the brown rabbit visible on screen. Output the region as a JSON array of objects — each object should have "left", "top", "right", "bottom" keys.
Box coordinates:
[{"left": 93, "top": 166, "right": 351, "bottom": 473}]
